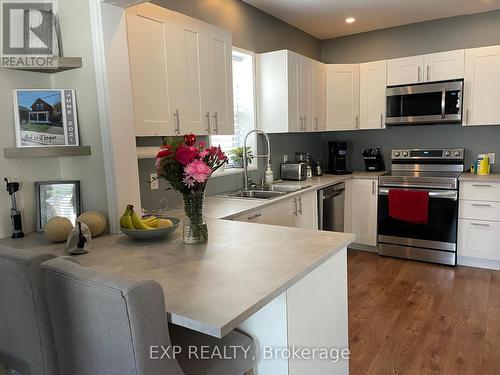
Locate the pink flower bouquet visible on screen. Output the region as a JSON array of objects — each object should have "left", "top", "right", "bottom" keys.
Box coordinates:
[{"left": 156, "top": 134, "right": 227, "bottom": 194}]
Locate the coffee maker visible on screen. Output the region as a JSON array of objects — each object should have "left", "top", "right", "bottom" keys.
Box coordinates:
[{"left": 328, "top": 141, "right": 351, "bottom": 175}]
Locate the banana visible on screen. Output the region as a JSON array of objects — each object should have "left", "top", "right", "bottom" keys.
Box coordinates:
[
  {"left": 131, "top": 210, "right": 154, "bottom": 230},
  {"left": 119, "top": 206, "right": 133, "bottom": 229},
  {"left": 122, "top": 214, "right": 134, "bottom": 230},
  {"left": 141, "top": 216, "right": 158, "bottom": 225}
]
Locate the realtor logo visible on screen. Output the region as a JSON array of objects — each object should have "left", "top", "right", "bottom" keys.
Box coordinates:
[{"left": 1, "top": 1, "right": 58, "bottom": 68}]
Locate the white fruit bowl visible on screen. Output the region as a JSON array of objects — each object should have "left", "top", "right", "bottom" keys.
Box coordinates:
[{"left": 120, "top": 217, "right": 181, "bottom": 241}]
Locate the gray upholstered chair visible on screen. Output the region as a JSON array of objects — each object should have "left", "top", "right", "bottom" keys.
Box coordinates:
[
  {"left": 41, "top": 257, "right": 255, "bottom": 375},
  {"left": 0, "top": 245, "right": 59, "bottom": 375}
]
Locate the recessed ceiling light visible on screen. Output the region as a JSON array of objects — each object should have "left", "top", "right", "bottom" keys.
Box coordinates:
[{"left": 345, "top": 17, "right": 356, "bottom": 24}]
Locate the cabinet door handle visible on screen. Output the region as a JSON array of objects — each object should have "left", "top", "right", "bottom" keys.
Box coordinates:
[
  {"left": 213, "top": 112, "right": 219, "bottom": 134},
  {"left": 247, "top": 213, "right": 262, "bottom": 221},
  {"left": 380, "top": 114, "right": 384, "bottom": 127},
  {"left": 471, "top": 203, "right": 492, "bottom": 207},
  {"left": 355, "top": 115, "right": 359, "bottom": 129},
  {"left": 174, "top": 109, "right": 181, "bottom": 134},
  {"left": 298, "top": 197, "right": 303, "bottom": 215},
  {"left": 372, "top": 180, "right": 376, "bottom": 195},
  {"left": 315, "top": 117, "right": 318, "bottom": 131},
  {"left": 472, "top": 184, "right": 493, "bottom": 188},
  {"left": 426, "top": 65, "right": 430, "bottom": 81},
  {"left": 418, "top": 66, "right": 421, "bottom": 82},
  {"left": 205, "top": 111, "right": 211, "bottom": 134},
  {"left": 466, "top": 109, "right": 470, "bottom": 125},
  {"left": 471, "top": 222, "right": 491, "bottom": 227},
  {"left": 303, "top": 116, "right": 306, "bottom": 131},
  {"left": 293, "top": 198, "right": 298, "bottom": 216}
]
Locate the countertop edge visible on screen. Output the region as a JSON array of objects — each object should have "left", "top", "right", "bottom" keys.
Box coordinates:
[
  {"left": 172, "top": 232, "right": 355, "bottom": 338},
  {"left": 459, "top": 172, "right": 500, "bottom": 182}
]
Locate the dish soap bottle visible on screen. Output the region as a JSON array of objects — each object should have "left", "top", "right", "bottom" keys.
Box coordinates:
[{"left": 265, "top": 164, "right": 274, "bottom": 186}]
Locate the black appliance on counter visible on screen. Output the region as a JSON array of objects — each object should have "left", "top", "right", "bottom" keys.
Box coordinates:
[
  {"left": 328, "top": 142, "right": 351, "bottom": 175},
  {"left": 378, "top": 148, "right": 465, "bottom": 266},
  {"left": 362, "top": 148, "right": 385, "bottom": 172}
]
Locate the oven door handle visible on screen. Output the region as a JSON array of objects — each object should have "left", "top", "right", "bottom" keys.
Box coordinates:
[{"left": 378, "top": 188, "right": 458, "bottom": 201}]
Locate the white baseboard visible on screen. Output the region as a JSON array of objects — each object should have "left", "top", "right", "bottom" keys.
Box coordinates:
[{"left": 457, "top": 256, "right": 500, "bottom": 271}]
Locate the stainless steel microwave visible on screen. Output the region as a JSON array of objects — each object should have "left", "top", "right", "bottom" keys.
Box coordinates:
[{"left": 385, "top": 80, "right": 463, "bottom": 126}]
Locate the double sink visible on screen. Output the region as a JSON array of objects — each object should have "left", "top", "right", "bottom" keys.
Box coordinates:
[{"left": 223, "top": 183, "right": 312, "bottom": 200}]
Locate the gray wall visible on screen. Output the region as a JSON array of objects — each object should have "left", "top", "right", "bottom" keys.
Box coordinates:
[
  {"left": 319, "top": 9, "right": 500, "bottom": 174},
  {"left": 151, "top": 0, "right": 321, "bottom": 59},
  {"left": 321, "top": 125, "right": 500, "bottom": 173},
  {"left": 321, "top": 10, "right": 500, "bottom": 63}
]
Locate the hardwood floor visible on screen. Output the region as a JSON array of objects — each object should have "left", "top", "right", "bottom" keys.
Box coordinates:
[{"left": 348, "top": 249, "right": 500, "bottom": 375}]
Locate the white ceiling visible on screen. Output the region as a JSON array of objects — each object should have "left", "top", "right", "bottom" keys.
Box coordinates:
[{"left": 242, "top": 0, "right": 500, "bottom": 40}]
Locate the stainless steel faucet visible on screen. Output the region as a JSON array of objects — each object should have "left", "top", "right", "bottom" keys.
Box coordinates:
[{"left": 243, "top": 130, "right": 271, "bottom": 190}]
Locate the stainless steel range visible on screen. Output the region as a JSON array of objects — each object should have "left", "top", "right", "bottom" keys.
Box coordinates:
[{"left": 378, "top": 148, "right": 465, "bottom": 266}]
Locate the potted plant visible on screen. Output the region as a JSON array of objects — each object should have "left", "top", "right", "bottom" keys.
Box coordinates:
[
  {"left": 228, "top": 147, "right": 253, "bottom": 168},
  {"left": 155, "top": 134, "right": 227, "bottom": 244}
]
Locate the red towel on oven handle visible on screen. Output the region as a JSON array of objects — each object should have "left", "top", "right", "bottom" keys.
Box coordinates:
[{"left": 388, "top": 189, "right": 430, "bottom": 225}]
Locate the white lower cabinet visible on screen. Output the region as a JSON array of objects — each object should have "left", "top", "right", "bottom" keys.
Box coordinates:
[
  {"left": 234, "top": 191, "right": 318, "bottom": 230},
  {"left": 293, "top": 191, "right": 318, "bottom": 229},
  {"left": 266, "top": 199, "right": 295, "bottom": 227},
  {"left": 350, "top": 178, "right": 378, "bottom": 247},
  {"left": 458, "top": 180, "right": 500, "bottom": 267},
  {"left": 458, "top": 219, "right": 500, "bottom": 261}
]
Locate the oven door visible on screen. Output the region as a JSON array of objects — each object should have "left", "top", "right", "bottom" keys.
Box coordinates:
[
  {"left": 386, "top": 80, "right": 463, "bottom": 125},
  {"left": 378, "top": 187, "right": 458, "bottom": 251}
]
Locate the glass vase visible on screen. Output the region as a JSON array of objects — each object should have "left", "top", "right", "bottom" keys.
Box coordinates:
[{"left": 182, "top": 191, "right": 208, "bottom": 244}]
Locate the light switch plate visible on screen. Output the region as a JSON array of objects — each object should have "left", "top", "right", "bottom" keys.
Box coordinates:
[
  {"left": 150, "top": 173, "right": 159, "bottom": 190},
  {"left": 488, "top": 153, "right": 495, "bottom": 164}
]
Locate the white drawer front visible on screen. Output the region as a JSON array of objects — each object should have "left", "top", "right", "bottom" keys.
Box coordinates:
[
  {"left": 459, "top": 200, "right": 500, "bottom": 221},
  {"left": 460, "top": 181, "right": 500, "bottom": 202},
  {"left": 458, "top": 219, "right": 500, "bottom": 261}
]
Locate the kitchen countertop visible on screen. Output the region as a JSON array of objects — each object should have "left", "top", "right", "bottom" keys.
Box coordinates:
[
  {"left": 459, "top": 172, "right": 500, "bottom": 183},
  {"left": 0, "top": 220, "right": 354, "bottom": 338},
  {"left": 204, "top": 171, "right": 387, "bottom": 220}
]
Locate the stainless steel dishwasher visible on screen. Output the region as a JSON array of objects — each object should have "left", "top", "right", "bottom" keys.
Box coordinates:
[{"left": 318, "top": 183, "right": 345, "bottom": 232}]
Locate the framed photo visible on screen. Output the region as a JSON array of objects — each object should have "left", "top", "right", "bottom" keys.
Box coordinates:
[
  {"left": 35, "top": 181, "right": 81, "bottom": 232},
  {"left": 13, "top": 89, "right": 79, "bottom": 147}
]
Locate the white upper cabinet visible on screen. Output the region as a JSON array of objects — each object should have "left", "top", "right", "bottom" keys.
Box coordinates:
[
  {"left": 126, "top": 4, "right": 234, "bottom": 136},
  {"left": 173, "top": 13, "right": 210, "bottom": 136},
  {"left": 257, "top": 50, "right": 322, "bottom": 133},
  {"left": 424, "top": 50, "right": 465, "bottom": 82},
  {"left": 387, "top": 50, "right": 464, "bottom": 86},
  {"left": 301, "top": 57, "right": 315, "bottom": 131},
  {"left": 463, "top": 45, "right": 500, "bottom": 126},
  {"left": 314, "top": 62, "right": 327, "bottom": 131},
  {"left": 326, "top": 64, "right": 360, "bottom": 131},
  {"left": 387, "top": 55, "right": 424, "bottom": 86},
  {"left": 206, "top": 26, "right": 234, "bottom": 135},
  {"left": 126, "top": 4, "right": 178, "bottom": 136},
  {"left": 287, "top": 51, "right": 303, "bottom": 132},
  {"left": 359, "top": 60, "right": 387, "bottom": 130}
]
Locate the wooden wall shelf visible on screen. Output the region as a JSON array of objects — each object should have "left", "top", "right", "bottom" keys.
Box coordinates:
[
  {"left": 3, "top": 146, "right": 91, "bottom": 158},
  {"left": 3, "top": 57, "right": 83, "bottom": 74}
]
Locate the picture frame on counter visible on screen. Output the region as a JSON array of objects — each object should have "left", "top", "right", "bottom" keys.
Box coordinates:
[
  {"left": 35, "top": 180, "right": 81, "bottom": 232},
  {"left": 13, "top": 89, "right": 79, "bottom": 147}
]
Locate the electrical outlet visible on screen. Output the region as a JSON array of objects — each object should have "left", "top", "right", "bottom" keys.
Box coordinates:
[
  {"left": 488, "top": 153, "right": 496, "bottom": 164},
  {"left": 150, "top": 173, "right": 159, "bottom": 190}
]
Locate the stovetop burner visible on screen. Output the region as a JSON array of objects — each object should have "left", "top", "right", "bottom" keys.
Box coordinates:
[{"left": 380, "top": 148, "right": 465, "bottom": 190}]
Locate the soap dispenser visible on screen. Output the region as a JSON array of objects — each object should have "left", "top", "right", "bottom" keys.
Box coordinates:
[{"left": 265, "top": 164, "right": 274, "bottom": 186}]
